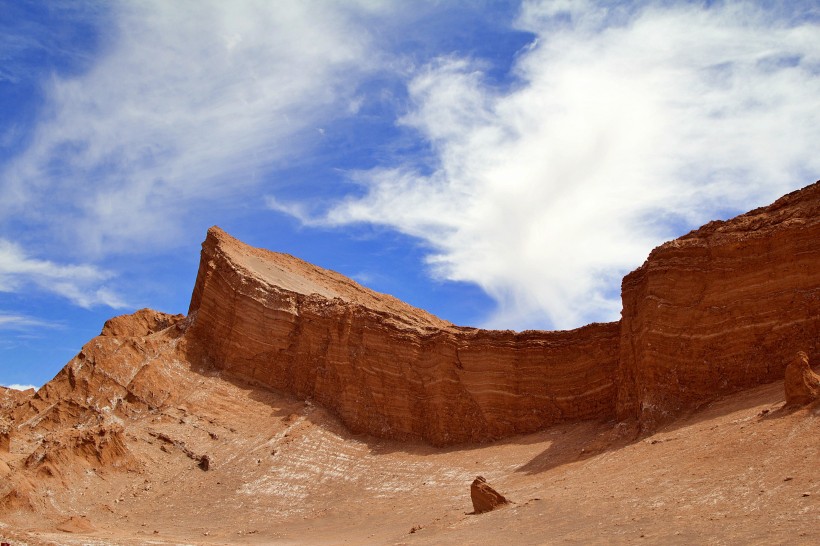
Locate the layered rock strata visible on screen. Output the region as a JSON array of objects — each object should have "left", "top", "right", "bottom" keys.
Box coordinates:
[
  {"left": 181, "top": 181, "right": 819, "bottom": 442},
  {"left": 185, "top": 227, "right": 620, "bottom": 445},
  {"left": 7, "top": 182, "right": 818, "bottom": 449},
  {"left": 617, "top": 182, "right": 820, "bottom": 426}
]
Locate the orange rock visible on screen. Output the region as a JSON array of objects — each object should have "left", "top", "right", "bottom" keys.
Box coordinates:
[
  {"left": 784, "top": 352, "right": 820, "bottom": 406},
  {"left": 6, "top": 181, "right": 820, "bottom": 453},
  {"left": 617, "top": 181, "right": 820, "bottom": 429},
  {"left": 184, "top": 226, "right": 620, "bottom": 445},
  {"left": 100, "top": 308, "right": 184, "bottom": 338},
  {"left": 470, "top": 476, "right": 509, "bottom": 514}
]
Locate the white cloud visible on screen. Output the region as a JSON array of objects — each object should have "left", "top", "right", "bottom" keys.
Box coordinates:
[
  {"left": 0, "top": 239, "right": 126, "bottom": 308},
  {"left": 0, "top": 312, "right": 61, "bottom": 330},
  {"left": 320, "top": 1, "right": 820, "bottom": 330},
  {"left": 1, "top": 383, "right": 38, "bottom": 391},
  {"left": 0, "top": 0, "right": 388, "bottom": 255}
]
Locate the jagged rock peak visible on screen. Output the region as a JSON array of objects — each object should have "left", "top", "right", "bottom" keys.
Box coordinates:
[{"left": 101, "top": 308, "right": 185, "bottom": 338}]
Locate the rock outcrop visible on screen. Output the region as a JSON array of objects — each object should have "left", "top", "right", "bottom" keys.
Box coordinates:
[
  {"left": 5, "top": 181, "right": 819, "bottom": 451},
  {"left": 784, "top": 352, "right": 820, "bottom": 407},
  {"left": 14, "top": 309, "right": 189, "bottom": 433},
  {"left": 1, "top": 310, "right": 195, "bottom": 511},
  {"left": 177, "top": 181, "right": 820, "bottom": 441},
  {"left": 616, "top": 182, "right": 820, "bottom": 427},
  {"left": 184, "top": 227, "right": 620, "bottom": 445},
  {"left": 470, "top": 476, "right": 509, "bottom": 513},
  {"left": 101, "top": 308, "right": 184, "bottom": 338}
]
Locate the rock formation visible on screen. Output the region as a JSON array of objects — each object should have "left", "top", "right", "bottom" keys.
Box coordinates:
[
  {"left": 100, "top": 308, "right": 185, "bottom": 338},
  {"left": 470, "top": 476, "right": 509, "bottom": 513},
  {"left": 616, "top": 182, "right": 820, "bottom": 427},
  {"left": 180, "top": 181, "right": 819, "bottom": 441},
  {"left": 4, "top": 181, "right": 819, "bottom": 453},
  {"left": 13, "top": 309, "right": 189, "bottom": 434},
  {"left": 784, "top": 351, "right": 820, "bottom": 406},
  {"left": 184, "top": 227, "right": 620, "bottom": 445}
]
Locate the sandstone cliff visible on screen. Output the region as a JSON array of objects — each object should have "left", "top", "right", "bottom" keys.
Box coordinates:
[
  {"left": 617, "top": 182, "right": 820, "bottom": 426},
  {"left": 185, "top": 227, "right": 619, "bottom": 445},
  {"left": 7, "top": 182, "right": 819, "bottom": 450}
]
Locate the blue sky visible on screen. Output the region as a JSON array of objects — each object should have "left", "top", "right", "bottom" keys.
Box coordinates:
[{"left": 1, "top": 1, "right": 819, "bottom": 390}]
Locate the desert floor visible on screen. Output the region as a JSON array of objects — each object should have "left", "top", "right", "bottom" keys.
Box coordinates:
[{"left": 1, "top": 373, "right": 817, "bottom": 545}]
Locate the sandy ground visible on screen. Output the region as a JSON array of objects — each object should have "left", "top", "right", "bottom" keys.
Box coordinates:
[{"left": 1, "top": 372, "right": 817, "bottom": 545}]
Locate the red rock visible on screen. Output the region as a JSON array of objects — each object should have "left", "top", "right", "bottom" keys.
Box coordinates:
[
  {"left": 184, "top": 226, "right": 620, "bottom": 445},
  {"left": 616, "top": 181, "right": 820, "bottom": 428},
  {"left": 100, "top": 308, "right": 184, "bottom": 338},
  {"left": 470, "top": 476, "right": 509, "bottom": 513},
  {"left": 6, "top": 181, "right": 820, "bottom": 452},
  {"left": 784, "top": 352, "right": 820, "bottom": 406}
]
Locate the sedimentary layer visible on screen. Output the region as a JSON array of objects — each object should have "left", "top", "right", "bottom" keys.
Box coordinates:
[
  {"left": 181, "top": 181, "right": 819, "bottom": 441},
  {"left": 617, "top": 182, "right": 820, "bottom": 426},
  {"left": 8, "top": 181, "right": 819, "bottom": 448},
  {"left": 185, "top": 227, "right": 620, "bottom": 445}
]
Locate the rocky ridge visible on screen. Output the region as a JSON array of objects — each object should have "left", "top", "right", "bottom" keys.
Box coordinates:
[
  {"left": 9, "top": 181, "right": 817, "bottom": 448},
  {"left": 184, "top": 182, "right": 819, "bottom": 441},
  {"left": 184, "top": 226, "right": 620, "bottom": 445},
  {"left": 0, "top": 181, "right": 817, "bottom": 544}
]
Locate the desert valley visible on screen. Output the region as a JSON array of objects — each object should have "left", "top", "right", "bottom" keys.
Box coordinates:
[{"left": 1, "top": 181, "right": 818, "bottom": 545}]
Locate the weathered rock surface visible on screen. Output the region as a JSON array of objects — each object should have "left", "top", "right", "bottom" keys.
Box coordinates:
[
  {"left": 470, "top": 476, "right": 509, "bottom": 514},
  {"left": 184, "top": 227, "right": 620, "bottom": 445},
  {"left": 101, "top": 308, "right": 185, "bottom": 338},
  {"left": 4, "top": 181, "right": 819, "bottom": 457},
  {"left": 784, "top": 352, "right": 820, "bottom": 407},
  {"left": 0, "top": 310, "right": 201, "bottom": 512},
  {"left": 617, "top": 182, "right": 820, "bottom": 427},
  {"left": 13, "top": 309, "right": 190, "bottom": 434},
  {"left": 183, "top": 182, "right": 819, "bottom": 441}
]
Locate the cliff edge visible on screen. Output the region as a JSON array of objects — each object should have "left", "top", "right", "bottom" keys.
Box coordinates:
[{"left": 184, "top": 227, "right": 620, "bottom": 444}]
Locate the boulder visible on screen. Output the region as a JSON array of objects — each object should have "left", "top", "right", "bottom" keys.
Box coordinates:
[
  {"left": 471, "top": 476, "right": 509, "bottom": 514},
  {"left": 784, "top": 352, "right": 820, "bottom": 407}
]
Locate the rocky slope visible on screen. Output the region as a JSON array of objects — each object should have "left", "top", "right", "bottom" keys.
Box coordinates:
[
  {"left": 5, "top": 181, "right": 819, "bottom": 451},
  {"left": 0, "top": 181, "right": 818, "bottom": 544}
]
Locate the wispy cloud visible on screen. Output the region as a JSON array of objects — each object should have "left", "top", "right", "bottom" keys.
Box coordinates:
[
  {"left": 0, "top": 239, "right": 125, "bottom": 308},
  {"left": 0, "top": 312, "right": 62, "bottom": 330},
  {"left": 317, "top": 1, "right": 820, "bottom": 330},
  {"left": 0, "top": 1, "right": 388, "bottom": 256},
  {"left": 1, "top": 383, "right": 38, "bottom": 391}
]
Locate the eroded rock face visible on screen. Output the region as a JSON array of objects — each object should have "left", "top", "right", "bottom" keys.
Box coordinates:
[
  {"left": 470, "top": 476, "right": 509, "bottom": 514},
  {"left": 180, "top": 181, "right": 819, "bottom": 441},
  {"left": 617, "top": 182, "right": 820, "bottom": 427},
  {"left": 184, "top": 227, "right": 620, "bottom": 445},
  {"left": 1, "top": 311, "right": 192, "bottom": 511},
  {"left": 16, "top": 320, "right": 188, "bottom": 432},
  {"left": 101, "top": 308, "right": 184, "bottom": 338},
  {"left": 5, "top": 181, "right": 819, "bottom": 453},
  {"left": 784, "top": 352, "right": 820, "bottom": 407}
]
